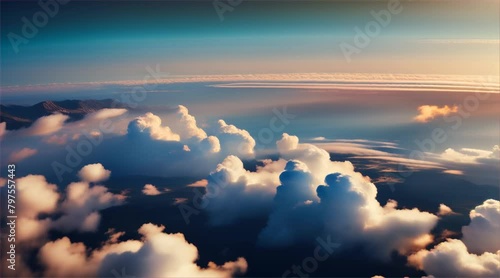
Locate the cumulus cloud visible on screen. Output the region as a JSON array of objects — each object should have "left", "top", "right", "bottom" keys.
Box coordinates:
[
  {"left": 142, "top": 184, "right": 162, "bottom": 195},
  {"left": 408, "top": 239, "right": 499, "bottom": 277},
  {"left": 273, "top": 135, "right": 438, "bottom": 257},
  {"left": 1, "top": 106, "right": 260, "bottom": 180},
  {"left": 437, "top": 204, "right": 456, "bottom": 216},
  {"left": 166, "top": 106, "right": 221, "bottom": 153},
  {"left": 462, "top": 199, "right": 500, "bottom": 254},
  {"left": 258, "top": 168, "right": 437, "bottom": 258},
  {"left": 14, "top": 164, "right": 124, "bottom": 244},
  {"left": 52, "top": 180, "right": 125, "bottom": 232},
  {"left": 23, "top": 113, "right": 69, "bottom": 136},
  {"left": 216, "top": 120, "right": 256, "bottom": 157},
  {"left": 78, "top": 163, "right": 111, "bottom": 183},
  {"left": 127, "top": 112, "right": 180, "bottom": 141},
  {"left": 203, "top": 133, "right": 438, "bottom": 259},
  {"left": 408, "top": 199, "right": 500, "bottom": 277},
  {"left": 257, "top": 160, "right": 319, "bottom": 247},
  {"left": 276, "top": 133, "right": 363, "bottom": 186},
  {"left": 39, "top": 223, "right": 247, "bottom": 278},
  {"left": 126, "top": 111, "right": 222, "bottom": 154},
  {"left": 169, "top": 105, "right": 207, "bottom": 140},
  {"left": 202, "top": 155, "right": 284, "bottom": 225},
  {"left": 199, "top": 135, "right": 221, "bottom": 153},
  {"left": 17, "top": 175, "right": 59, "bottom": 219},
  {"left": 413, "top": 105, "right": 458, "bottom": 123},
  {"left": 9, "top": 147, "right": 38, "bottom": 163},
  {"left": 16, "top": 175, "right": 60, "bottom": 243}
]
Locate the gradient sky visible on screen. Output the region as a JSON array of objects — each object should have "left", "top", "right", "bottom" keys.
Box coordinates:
[
  {"left": 1, "top": 0, "right": 499, "bottom": 86},
  {"left": 1, "top": 3, "right": 499, "bottom": 278}
]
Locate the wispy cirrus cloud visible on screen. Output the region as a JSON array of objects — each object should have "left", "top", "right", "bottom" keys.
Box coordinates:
[
  {"left": 9, "top": 147, "right": 38, "bottom": 163},
  {"left": 2, "top": 73, "right": 499, "bottom": 94},
  {"left": 416, "top": 39, "right": 500, "bottom": 45}
]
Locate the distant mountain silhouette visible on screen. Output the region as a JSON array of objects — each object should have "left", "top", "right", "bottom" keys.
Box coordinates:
[{"left": 0, "top": 99, "right": 125, "bottom": 130}]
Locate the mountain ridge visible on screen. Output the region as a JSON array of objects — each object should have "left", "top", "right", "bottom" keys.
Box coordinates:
[{"left": 0, "top": 99, "right": 125, "bottom": 130}]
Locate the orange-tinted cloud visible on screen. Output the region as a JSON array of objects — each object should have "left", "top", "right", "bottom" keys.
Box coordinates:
[
  {"left": 413, "top": 105, "right": 458, "bottom": 123},
  {"left": 9, "top": 147, "right": 38, "bottom": 163}
]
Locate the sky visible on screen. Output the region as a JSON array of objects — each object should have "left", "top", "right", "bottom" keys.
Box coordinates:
[
  {"left": 1, "top": 0, "right": 499, "bottom": 86},
  {"left": 1, "top": 1, "right": 500, "bottom": 278}
]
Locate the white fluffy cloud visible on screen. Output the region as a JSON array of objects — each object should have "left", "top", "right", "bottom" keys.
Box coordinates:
[
  {"left": 15, "top": 164, "right": 124, "bottom": 244},
  {"left": 17, "top": 175, "right": 59, "bottom": 219},
  {"left": 277, "top": 133, "right": 375, "bottom": 189},
  {"left": 25, "top": 113, "right": 69, "bottom": 136},
  {"left": 199, "top": 135, "right": 221, "bottom": 154},
  {"left": 86, "top": 108, "right": 127, "bottom": 121},
  {"left": 202, "top": 156, "right": 285, "bottom": 225},
  {"left": 408, "top": 199, "right": 500, "bottom": 277},
  {"left": 166, "top": 105, "right": 222, "bottom": 153},
  {"left": 203, "top": 133, "right": 438, "bottom": 259},
  {"left": 52, "top": 180, "right": 125, "bottom": 232},
  {"left": 169, "top": 105, "right": 207, "bottom": 140},
  {"left": 258, "top": 166, "right": 437, "bottom": 258},
  {"left": 39, "top": 223, "right": 247, "bottom": 278},
  {"left": 216, "top": 119, "right": 256, "bottom": 157},
  {"left": 16, "top": 175, "right": 60, "bottom": 243},
  {"left": 462, "top": 199, "right": 500, "bottom": 253},
  {"left": 1, "top": 106, "right": 260, "bottom": 180},
  {"left": 126, "top": 110, "right": 222, "bottom": 154},
  {"left": 128, "top": 112, "right": 180, "bottom": 141},
  {"left": 78, "top": 163, "right": 111, "bottom": 183},
  {"left": 408, "top": 239, "right": 499, "bottom": 277}
]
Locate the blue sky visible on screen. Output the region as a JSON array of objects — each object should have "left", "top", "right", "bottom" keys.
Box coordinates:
[{"left": 1, "top": 0, "right": 499, "bottom": 86}]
